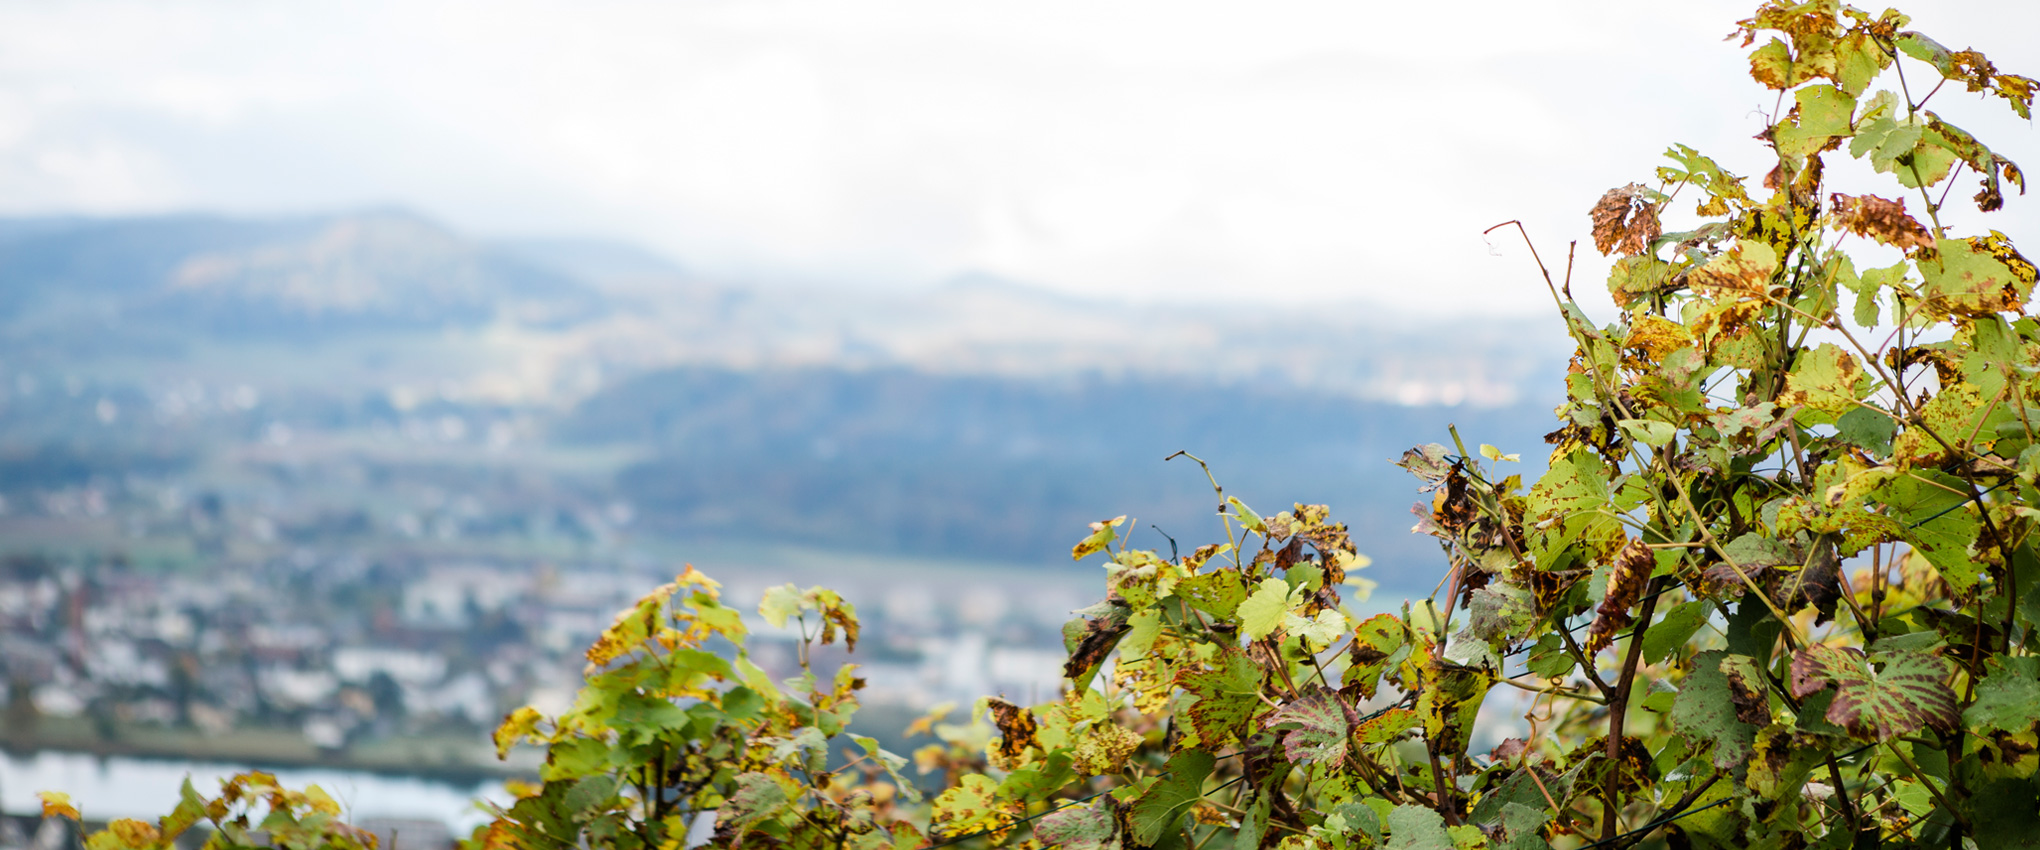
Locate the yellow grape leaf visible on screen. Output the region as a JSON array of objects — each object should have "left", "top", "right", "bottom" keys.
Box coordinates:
[{"left": 39, "top": 791, "right": 80, "bottom": 821}]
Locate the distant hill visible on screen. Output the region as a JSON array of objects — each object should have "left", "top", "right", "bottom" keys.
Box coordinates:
[{"left": 0, "top": 210, "right": 601, "bottom": 340}]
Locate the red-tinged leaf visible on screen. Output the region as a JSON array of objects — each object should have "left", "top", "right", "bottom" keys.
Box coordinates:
[
  {"left": 1790, "top": 645, "right": 1958, "bottom": 740},
  {"left": 1036, "top": 797, "right": 1119, "bottom": 850},
  {"left": 718, "top": 772, "right": 793, "bottom": 837},
  {"left": 1267, "top": 689, "right": 1352, "bottom": 765}
]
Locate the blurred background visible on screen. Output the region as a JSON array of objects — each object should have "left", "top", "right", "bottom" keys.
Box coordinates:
[{"left": 0, "top": 0, "right": 2035, "bottom": 842}]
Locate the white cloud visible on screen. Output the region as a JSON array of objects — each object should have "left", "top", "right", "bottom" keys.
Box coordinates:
[{"left": 0, "top": 0, "right": 2034, "bottom": 314}]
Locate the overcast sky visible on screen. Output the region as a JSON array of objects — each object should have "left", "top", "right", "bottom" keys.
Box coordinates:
[{"left": 0, "top": 0, "right": 2035, "bottom": 315}]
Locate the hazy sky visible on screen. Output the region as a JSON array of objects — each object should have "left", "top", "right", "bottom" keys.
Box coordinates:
[{"left": 0, "top": 0, "right": 2035, "bottom": 315}]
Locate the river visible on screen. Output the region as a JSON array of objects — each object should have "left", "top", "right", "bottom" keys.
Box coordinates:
[{"left": 0, "top": 751, "right": 513, "bottom": 832}]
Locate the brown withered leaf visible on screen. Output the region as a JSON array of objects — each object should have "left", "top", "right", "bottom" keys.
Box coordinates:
[
  {"left": 985, "top": 697, "right": 1039, "bottom": 767},
  {"left": 1829, "top": 193, "right": 1935, "bottom": 250},
  {"left": 1063, "top": 613, "right": 1130, "bottom": 682},
  {"left": 1273, "top": 536, "right": 1305, "bottom": 572},
  {"left": 1585, "top": 539, "right": 1653, "bottom": 653},
  {"left": 1774, "top": 535, "right": 1842, "bottom": 625},
  {"left": 1590, "top": 183, "right": 1662, "bottom": 257},
  {"left": 1430, "top": 468, "right": 1476, "bottom": 535}
]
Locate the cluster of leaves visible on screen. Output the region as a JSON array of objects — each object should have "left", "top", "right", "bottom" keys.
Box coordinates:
[
  {"left": 920, "top": 1, "right": 2040, "bottom": 846},
  {"left": 41, "top": 3, "right": 2040, "bottom": 849},
  {"left": 39, "top": 772, "right": 377, "bottom": 850},
  {"left": 472, "top": 566, "right": 923, "bottom": 850}
]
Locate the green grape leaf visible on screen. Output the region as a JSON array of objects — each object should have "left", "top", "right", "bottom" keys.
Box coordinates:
[
  {"left": 1356, "top": 707, "right": 1420, "bottom": 746},
  {"left": 1782, "top": 343, "right": 1869, "bottom": 414},
  {"left": 851, "top": 734, "right": 922, "bottom": 802},
  {"left": 1896, "top": 31, "right": 1955, "bottom": 76},
  {"left": 1126, "top": 751, "right": 1216, "bottom": 846},
  {"left": 1877, "top": 471, "right": 1985, "bottom": 593},
  {"left": 1965, "top": 657, "right": 2040, "bottom": 734},
  {"left": 1466, "top": 585, "right": 1536, "bottom": 644},
  {"left": 1526, "top": 632, "right": 1576, "bottom": 679},
  {"left": 1619, "top": 418, "right": 1676, "bottom": 447},
  {"left": 932, "top": 774, "right": 1023, "bottom": 843},
  {"left": 1285, "top": 608, "right": 1348, "bottom": 651},
  {"left": 1672, "top": 651, "right": 1760, "bottom": 768},
  {"left": 721, "top": 772, "right": 792, "bottom": 830},
  {"left": 1789, "top": 645, "right": 1958, "bottom": 740},
  {"left": 1773, "top": 85, "right": 1856, "bottom": 159},
  {"left": 1690, "top": 238, "right": 1780, "bottom": 294},
  {"left": 1836, "top": 405, "right": 1898, "bottom": 454},
  {"left": 1385, "top": 804, "right": 1454, "bottom": 850},
  {"left": 1237, "top": 578, "right": 1295, "bottom": 641},
  {"left": 998, "top": 750, "right": 1078, "bottom": 801},
  {"left": 563, "top": 774, "right": 620, "bottom": 817},
  {"left": 1642, "top": 600, "right": 1713, "bottom": 666},
  {"left": 759, "top": 584, "right": 802, "bottom": 628}
]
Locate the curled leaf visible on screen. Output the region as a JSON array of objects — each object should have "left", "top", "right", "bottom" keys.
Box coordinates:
[
  {"left": 1586, "top": 539, "right": 1653, "bottom": 653},
  {"left": 38, "top": 791, "right": 79, "bottom": 821},
  {"left": 493, "top": 705, "right": 545, "bottom": 760},
  {"left": 1591, "top": 183, "right": 1662, "bottom": 257},
  {"left": 1072, "top": 516, "right": 1126, "bottom": 561},
  {"left": 1829, "top": 193, "right": 1935, "bottom": 250}
]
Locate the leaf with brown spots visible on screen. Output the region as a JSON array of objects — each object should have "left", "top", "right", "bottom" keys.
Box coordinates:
[
  {"left": 1176, "top": 651, "right": 1262, "bottom": 747},
  {"left": 1344, "top": 613, "right": 1407, "bottom": 701},
  {"left": 1719, "top": 655, "right": 1774, "bottom": 726},
  {"left": 1829, "top": 193, "right": 1935, "bottom": 250},
  {"left": 1789, "top": 645, "right": 1958, "bottom": 740},
  {"left": 985, "top": 697, "right": 1039, "bottom": 768},
  {"left": 1918, "top": 236, "right": 2034, "bottom": 316},
  {"left": 1689, "top": 238, "right": 1780, "bottom": 295},
  {"left": 1072, "top": 516, "right": 1126, "bottom": 561}
]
